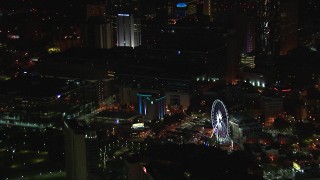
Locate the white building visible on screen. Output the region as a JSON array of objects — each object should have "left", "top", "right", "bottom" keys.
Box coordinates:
[{"left": 116, "top": 14, "right": 141, "bottom": 48}]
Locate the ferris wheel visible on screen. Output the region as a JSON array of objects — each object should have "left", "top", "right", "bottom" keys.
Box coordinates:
[{"left": 211, "top": 99, "right": 229, "bottom": 143}]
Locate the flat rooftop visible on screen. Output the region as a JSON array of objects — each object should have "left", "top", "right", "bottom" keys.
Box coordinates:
[
  {"left": 97, "top": 111, "right": 137, "bottom": 119},
  {"left": 65, "top": 119, "right": 89, "bottom": 132},
  {"left": 37, "top": 46, "right": 225, "bottom": 82},
  {"left": 0, "top": 77, "right": 84, "bottom": 99}
]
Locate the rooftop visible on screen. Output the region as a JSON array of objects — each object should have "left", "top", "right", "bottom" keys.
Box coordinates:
[
  {"left": 64, "top": 119, "right": 89, "bottom": 132},
  {"left": 230, "top": 114, "right": 258, "bottom": 126},
  {"left": 97, "top": 111, "right": 136, "bottom": 119},
  {"left": 0, "top": 77, "right": 82, "bottom": 99}
]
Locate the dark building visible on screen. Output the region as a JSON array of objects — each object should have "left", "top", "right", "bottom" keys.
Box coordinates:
[
  {"left": 64, "top": 119, "right": 99, "bottom": 180},
  {"left": 0, "top": 77, "right": 98, "bottom": 128},
  {"left": 256, "top": 0, "right": 280, "bottom": 65},
  {"left": 255, "top": 0, "right": 299, "bottom": 63},
  {"left": 82, "top": 3, "right": 113, "bottom": 49},
  {"left": 298, "top": 0, "right": 320, "bottom": 38},
  {"left": 226, "top": 32, "right": 241, "bottom": 84},
  {"left": 279, "top": 0, "right": 298, "bottom": 55},
  {"left": 229, "top": 114, "right": 262, "bottom": 143},
  {"left": 167, "top": 0, "right": 198, "bottom": 19},
  {"left": 245, "top": 16, "right": 256, "bottom": 54}
]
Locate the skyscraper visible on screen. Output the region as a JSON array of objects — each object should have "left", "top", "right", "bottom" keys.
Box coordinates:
[
  {"left": 96, "top": 23, "right": 113, "bottom": 49},
  {"left": 116, "top": 14, "right": 141, "bottom": 48},
  {"left": 64, "top": 120, "right": 99, "bottom": 180},
  {"left": 279, "top": 0, "right": 298, "bottom": 55},
  {"left": 167, "top": 0, "right": 198, "bottom": 18},
  {"left": 256, "top": 0, "right": 280, "bottom": 60},
  {"left": 83, "top": 3, "right": 113, "bottom": 49},
  {"left": 202, "top": 0, "right": 213, "bottom": 21},
  {"left": 255, "top": 0, "right": 298, "bottom": 65},
  {"left": 245, "top": 17, "right": 256, "bottom": 54}
]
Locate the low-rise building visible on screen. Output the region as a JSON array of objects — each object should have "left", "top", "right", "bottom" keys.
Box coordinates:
[{"left": 229, "top": 114, "right": 262, "bottom": 142}]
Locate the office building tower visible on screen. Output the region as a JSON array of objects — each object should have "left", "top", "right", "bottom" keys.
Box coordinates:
[
  {"left": 64, "top": 120, "right": 99, "bottom": 180},
  {"left": 96, "top": 23, "right": 113, "bottom": 49},
  {"left": 184, "top": 0, "right": 198, "bottom": 16},
  {"left": 83, "top": 23, "right": 113, "bottom": 49},
  {"left": 256, "top": 0, "right": 298, "bottom": 63},
  {"left": 256, "top": 0, "right": 280, "bottom": 61},
  {"left": 83, "top": 3, "right": 113, "bottom": 49},
  {"left": 116, "top": 14, "right": 141, "bottom": 48},
  {"left": 261, "top": 95, "right": 283, "bottom": 126},
  {"left": 240, "top": 53, "right": 255, "bottom": 68},
  {"left": 298, "top": 0, "right": 320, "bottom": 39},
  {"left": 86, "top": 4, "right": 106, "bottom": 19},
  {"left": 167, "top": 0, "right": 198, "bottom": 18},
  {"left": 202, "top": 0, "right": 212, "bottom": 16},
  {"left": 83, "top": 22, "right": 113, "bottom": 49},
  {"left": 226, "top": 32, "right": 240, "bottom": 84},
  {"left": 245, "top": 17, "right": 256, "bottom": 54},
  {"left": 279, "top": 0, "right": 298, "bottom": 55}
]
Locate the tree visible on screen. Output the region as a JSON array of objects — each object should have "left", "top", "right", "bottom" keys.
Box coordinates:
[
  {"left": 294, "top": 122, "right": 314, "bottom": 140},
  {"left": 273, "top": 118, "right": 290, "bottom": 131}
]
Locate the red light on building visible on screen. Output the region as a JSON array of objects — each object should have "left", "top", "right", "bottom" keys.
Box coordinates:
[
  {"left": 281, "top": 89, "right": 292, "bottom": 92},
  {"left": 273, "top": 88, "right": 292, "bottom": 92}
]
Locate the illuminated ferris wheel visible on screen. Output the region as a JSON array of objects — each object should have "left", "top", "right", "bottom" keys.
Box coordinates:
[{"left": 211, "top": 99, "right": 229, "bottom": 144}]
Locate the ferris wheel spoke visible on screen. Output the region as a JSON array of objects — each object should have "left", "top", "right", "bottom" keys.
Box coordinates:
[{"left": 211, "top": 99, "right": 229, "bottom": 143}]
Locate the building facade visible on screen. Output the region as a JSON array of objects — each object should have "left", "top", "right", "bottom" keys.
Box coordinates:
[
  {"left": 84, "top": 3, "right": 113, "bottom": 49},
  {"left": 229, "top": 114, "right": 262, "bottom": 142},
  {"left": 0, "top": 78, "right": 98, "bottom": 128},
  {"left": 261, "top": 95, "right": 283, "bottom": 126},
  {"left": 64, "top": 120, "right": 99, "bottom": 180},
  {"left": 116, "top": 14, "right": 141, "bottom": 48},
  {"left": 137, "top": 92, "right": 166, "bottom": 120},
  {"left": 256, "top": 0, "right": 280, "bottom": 64},
  {"left": 279, "top": 0, "right": 298, "bottom": 55}
]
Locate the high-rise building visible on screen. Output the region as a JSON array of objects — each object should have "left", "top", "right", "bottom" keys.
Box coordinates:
[
  {"left": 83, "top": 23, "right": 113, "bottom": 49},
  {"left": 298, "top": 0, "right": 320, "bottom": 39},
  {"left": 86, "top": 4, "right": 106, "bottom": 19},
  {"left": 202, "top": 0, "right": 212, "bottom": 18},
  {"left": 116, "top": 14, "right": 141, "bottom": 48},
  {"left": 279, "top": 0, "right": 298, "bottom": 55},
  {"left": 167, "top": 0, "right": 198, "bottom": 18},
  {"left": 256, "top": 0, "right": 280, "bottom": 60},
  {"left": 83, "top": 3, "right": 113, "bottom": 49},
  {"left": 245, "top": 17, "right": 256, "bottom": 54},
  {"left": 185, "top": 0, "right": 198, "bottom": 16},
  {"left": 64, "top": 120, "right": 99, "bottom": 180},
  {"left": 261, "top": 95, "right": 283, "bottom": 126},
  {"left": 255, "top": 0, "right": 298, "bottom": 64},
  {"left": 96, "top": 23, "right": 113, "bottom": 49},
  {"left": 226, "top": 32, "right": 240, "bottom": 84},
  {"left": 240, "top": 53, "right": 255, "bottom": 69}
]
